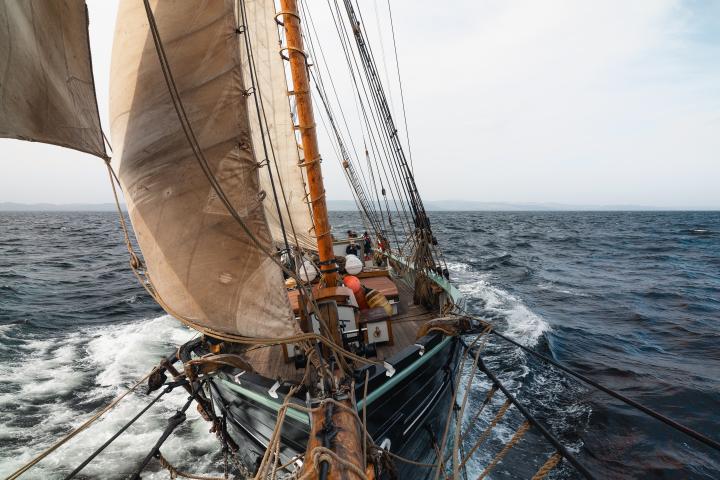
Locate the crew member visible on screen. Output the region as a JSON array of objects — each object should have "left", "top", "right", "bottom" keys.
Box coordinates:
[
  {"left": 362, "top": 231, "right": 372, "bottom": 261},
  {"left": 346, "top": 241, "right": 359, "bottom": 256}
]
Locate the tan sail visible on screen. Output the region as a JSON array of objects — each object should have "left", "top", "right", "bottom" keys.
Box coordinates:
[
  {"left": 0, "top": 0, "right": 106, "bottom": 158},
  {"left": 239, "top": 0, "right": 317, "bottom": 251},
  {"left": 109, "top": 0, "right": 299, "bottom": 339}
]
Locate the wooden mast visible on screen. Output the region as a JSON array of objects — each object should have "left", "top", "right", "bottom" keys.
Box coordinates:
[
  {"left": 279, "top": 0, "right": 337, "bottom": 288},
  {"left": 278, "top": 3, "right": 369, "bottom": 479}
]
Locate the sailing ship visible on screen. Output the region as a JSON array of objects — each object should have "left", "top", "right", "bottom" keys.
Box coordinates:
[
  {"left": 2, "top": 1, "right": 468, "bottom": 478},
  {"left": 5, "top": 1, "right": 718, "bottom": 479}
]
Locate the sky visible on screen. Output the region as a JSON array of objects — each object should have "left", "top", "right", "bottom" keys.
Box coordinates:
[{"left": 1, "top": 0, "right": 718, "bottom": 208}]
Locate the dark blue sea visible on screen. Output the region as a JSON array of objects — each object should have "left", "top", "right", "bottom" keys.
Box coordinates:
[{"left": 1, "top": 211, "right": 718, "bottom": 479}]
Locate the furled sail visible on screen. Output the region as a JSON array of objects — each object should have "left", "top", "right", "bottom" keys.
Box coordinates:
[
  {"left": 0, "top": 0, "right": 106, "bottom": 158},
  {"left": 239, "top": 0, "right": 317, "bottom": 251},
  {"left": 110, "top": 0, "right": 299, "bottom": 338}
]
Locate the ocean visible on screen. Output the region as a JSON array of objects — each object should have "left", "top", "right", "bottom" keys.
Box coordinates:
[{"left": 0, "top": 211, "right": 718, "bottom": 479}]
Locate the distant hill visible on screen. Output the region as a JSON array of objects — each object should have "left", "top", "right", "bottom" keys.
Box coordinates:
[
  {"left": 326, "top": 200, "right": 681, "bottom": 211},
  {"left": 1, "top": 200, "right": 713, "bottom": 212},
  {"left": 0, "top": 202, "right": 125, "bottom": 212}
]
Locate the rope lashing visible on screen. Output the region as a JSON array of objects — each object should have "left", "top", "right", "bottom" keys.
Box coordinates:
[
  {"left": 450, "top": 327, "right": 492, "bottom": 479},
  {"left": 474, "top": 353, "right": 597, "bottom": 480},
  {"left": 433, "top": 329, "right": 491, "bottom": 480}
]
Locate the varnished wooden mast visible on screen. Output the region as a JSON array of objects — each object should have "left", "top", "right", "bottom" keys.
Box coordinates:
[
  {"left": 279, "top": 0, "right": 337, "bottom": 288},
  {"left": 278, "top": 3, "right": 369, "bottom": 479}
]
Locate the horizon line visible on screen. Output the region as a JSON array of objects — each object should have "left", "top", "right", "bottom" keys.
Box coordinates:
[{"left": 1, "top": 200, "right": 718, "bottom": 212}]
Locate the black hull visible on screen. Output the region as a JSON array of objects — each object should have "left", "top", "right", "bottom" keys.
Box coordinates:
[{"left": 207, "top": 333, "right": 460, "bottom": 478}]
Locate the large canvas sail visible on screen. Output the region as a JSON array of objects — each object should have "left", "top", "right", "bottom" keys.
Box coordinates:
[
  {"left": 0, "top": 0, "right": 106, "bottom": 158},
  {"left": 240, "top": 0, "right": 317, "bottom": 251},
  {"left": 110, "top": 0, "right": 298, "bottom": 338}
]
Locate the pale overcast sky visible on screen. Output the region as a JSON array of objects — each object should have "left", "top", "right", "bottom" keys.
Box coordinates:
[{"left": 1, "top": 0, "right": 718, "bottom": 208}]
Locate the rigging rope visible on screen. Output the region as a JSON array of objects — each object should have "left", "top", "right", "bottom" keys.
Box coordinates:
[
  {"left": 386, "top": 0, "right": 414, "bottom": 174},
  {"left": 477, "top": 420, "right": 532, "bottom": 480},
  {"left": 236, "top": 0, "right": 293, "bottom": 255},
  {"left": 461, "top": 316, "right": 720, "bottom": 453},
  {"left": 63, "top": 380, "right": 188, "bottom": 480},
  {"left": 326, "top": 0, "right": 417, "bottom": 246},
  {"left": 455, "top": 399, "right": 513, "bottom": 473},
  {"left": 340, "top": 0, "right": 449, "bottom": 275},
  {"left": 531, "top": 452, "right": 564, "bottom": 480},
  {"left": 432, "top": 328, "right": 490, "bottom": 480}
]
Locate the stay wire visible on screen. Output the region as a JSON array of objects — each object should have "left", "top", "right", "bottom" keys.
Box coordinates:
[
  {"left": 301, "top": 0, "right": 363, "bottom": 166},
  {"left": 350, "top": 0, "right": 424, "bottom": 224},
  {"left": 308, "top": 62, "right": 383, "bottom": 234},
  {"left": 386, "top": 0, "right": 414, "bottom": 173},
  {"left": 346, "top": 0, "right": 430, "bottom": 237},
  {"left": 300, "top": 6, "right": 382, "bottom": 233},
  {"left": 473, "top": 323, "right": 720, "bottom": 453},
  {"left": 5, "top": 367, "right": 157, "bottom": 480},
  {"left": 314, "top": 89, "right": 381, "bottom": 235},
  {"left": 306, "top": 0, "right": 389, "bottom": 238},
  {"left": 337, "top": 0, "right": 425, "bottom": 251},
  {"left": 348, "top": 0, "right": 448, "bottom": 271},
  {"left": 327, "top": 0, "right": 413, "bottom": 226},
  {"left": 328, "top": 0, "right": 416, "bottom": 247},
  {"left": 63, "top": 380, "right": 188, "bottom": 480}
]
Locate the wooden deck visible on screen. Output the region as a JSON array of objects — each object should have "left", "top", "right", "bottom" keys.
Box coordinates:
[{"left": 243, "top": 274, "right": 436, "bottom": 383}]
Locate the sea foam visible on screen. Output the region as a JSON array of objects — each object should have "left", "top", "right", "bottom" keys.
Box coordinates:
[
  {"left": 447, "top": 261, "right": 550, "bottom": 347},
  {"left": 0, "top": 316, "right": 221, "bottom": 479}
]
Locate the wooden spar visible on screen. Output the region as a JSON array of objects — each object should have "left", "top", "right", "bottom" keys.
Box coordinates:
[
  {"left": 301, "top": 400, "right": 372, "bottom": 480},
  {"left": 279, "top": 0, "right": 337, "bottom": 288},
  {"left": 278, "top": 3, "right": 369, "bottom": 479}
]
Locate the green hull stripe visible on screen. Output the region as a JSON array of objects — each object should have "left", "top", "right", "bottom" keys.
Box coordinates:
[
  {"left": 218, "top": 379, "right": 311, "bottom": 425},
  {"left": 217, "top": 336, "right": 452, "bottom": 423},
  {"left": 356, "top": 336, "right": 452, "bottom": 411},
  {"left": 217, "top": 257, "right": 459, "bottom": 425}
]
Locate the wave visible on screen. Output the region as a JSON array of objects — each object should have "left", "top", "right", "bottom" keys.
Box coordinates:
[
  {"left": 537, "top": 281, "right": 589, "bottom": 297},
  {"left": 447, "top": 262, "right": 550, "bottom": 347},
  {"left": 686, "top": 228, "right": 713, "bottom": 236},
  {"left": 0, "top": 316, "right": 223, "bottom": 479}
]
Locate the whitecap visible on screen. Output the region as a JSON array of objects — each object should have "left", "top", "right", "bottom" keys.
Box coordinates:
[
  {"left": 0, "top": 315, "right": 219, "bottom": 480},
  {"left": 459, "top": 276, "right": 550, "bottom": 347}
]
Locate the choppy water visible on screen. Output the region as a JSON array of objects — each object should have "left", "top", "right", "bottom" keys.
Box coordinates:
[{"left": 1, "top": 211, "right": 718, "bottom": 479}]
